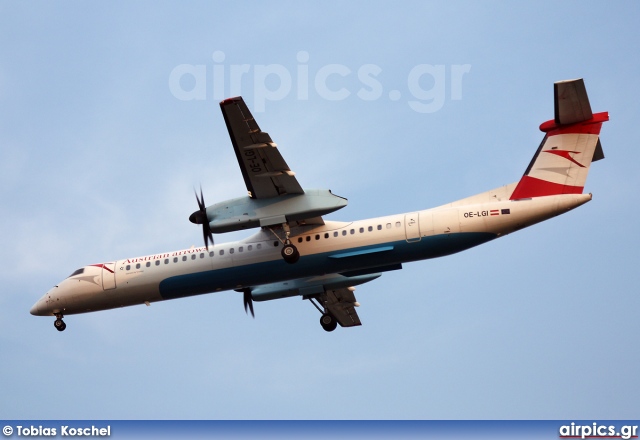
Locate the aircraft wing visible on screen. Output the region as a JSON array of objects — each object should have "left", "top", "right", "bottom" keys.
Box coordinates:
[
  {"left": 249, "top": 273, "right": 378, "bottom": 328},
  {"left": 220, "top": 97, "right": 304, "bottom": 199},
  {"left": 322, "top": 287, "right": 362, "bottom": 328}
]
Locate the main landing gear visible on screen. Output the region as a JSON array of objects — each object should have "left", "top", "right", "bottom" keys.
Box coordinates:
[
  {"left": 269, "top": 223, "right": 300, "bottom": 264},
  {"left": 319, "top": 313, "right": 337, "bottom": 332},
  {"left": 308, "top": 296, "right": 338, "bottom": 332},
  {"left": 54, "top": 313, "right": 66, "bottom": 332},
  {"left": 281, "top": 242, "right": 300, "bottom": 264}
]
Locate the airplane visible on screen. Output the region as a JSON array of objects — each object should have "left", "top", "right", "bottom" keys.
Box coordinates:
[{"left": 30, "top": 78, "right": 608, "bottom": 333}]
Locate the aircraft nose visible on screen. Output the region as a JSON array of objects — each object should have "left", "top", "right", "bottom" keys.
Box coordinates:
[
  {"left": 30, "top": 296, "right": 48, "bottom": 316},
  {"left": 30, "top": 300, "right": 40, "bottom": 316}
]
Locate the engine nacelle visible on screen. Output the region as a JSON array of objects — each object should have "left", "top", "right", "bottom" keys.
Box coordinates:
[
  {"left": 207, "top": 189, "right": 347, "bottom": 233},
  {"left": 250, "top": 273, "right": 380, "bottom": 302}
]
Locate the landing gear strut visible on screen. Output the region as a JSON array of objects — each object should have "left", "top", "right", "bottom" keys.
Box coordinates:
[{"left": 54, "top": 313, "right": 66, "bottom": 332}]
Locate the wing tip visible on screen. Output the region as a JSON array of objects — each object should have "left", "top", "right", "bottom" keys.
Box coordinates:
[{"left": 220, "top": 96, "right": 243, "bottom": 106}]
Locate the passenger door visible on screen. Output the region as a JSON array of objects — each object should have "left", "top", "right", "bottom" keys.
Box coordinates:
[
  {"left": 101, "top": 262, "right": 117, "bottom": 290},
  {"left": 404, "top": 213, "right": 421, "bottom": 243}
]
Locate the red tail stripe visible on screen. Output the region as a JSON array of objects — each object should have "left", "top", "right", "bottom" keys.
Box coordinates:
[
  {"left": 510, "top": 176, "right": 583, "bottom": 200},
  {"left": 539, "top": 111, "right": 608, "bottom": 136}
]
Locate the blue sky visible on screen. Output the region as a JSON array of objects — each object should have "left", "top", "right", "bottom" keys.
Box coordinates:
[{"left": 1, "top": 1, "right": 639, "bottom": 419}]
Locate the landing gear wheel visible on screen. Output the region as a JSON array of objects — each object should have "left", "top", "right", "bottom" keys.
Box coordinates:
[
  {"left": 281, "top": 243, "right": 300, "bottom": 264},
  {"left": 320, "top": 313, "right": 337, "bottom": 332},
  {"left": 54, "top": 319, "right": 66, "bottom": 332}
]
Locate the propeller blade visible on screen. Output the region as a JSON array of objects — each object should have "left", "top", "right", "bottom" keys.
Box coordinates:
[
  {"left": 197, "top": 187, "right": 206, "bottom": 211},
  {"left": 190, "top": 186, "right": 214, "bottom": 250},
  {"left": 203, "top": 225, "right": 214, "bottom": 250},
  {"left": 243, "top": 290, "right": 255, "bottom": 318}
]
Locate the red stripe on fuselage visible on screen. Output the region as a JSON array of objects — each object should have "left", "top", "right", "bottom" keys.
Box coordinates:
[{"left": 90, "top": 263, "right": 114, "bottom": 273}]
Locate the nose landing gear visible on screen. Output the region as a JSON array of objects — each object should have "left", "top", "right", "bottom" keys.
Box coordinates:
[{"left": 54, "top": 313, "right": 66, "bottom": 332}]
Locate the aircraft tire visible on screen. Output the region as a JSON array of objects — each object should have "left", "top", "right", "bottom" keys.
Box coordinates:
[
  {"left": 320, "top": 314, "right": 337, "bottom": 332},
  {"left": 281, "top": 244, "right": 300, "bottom": 264},
  {"left": 54, "top": 319, "right": 66, "bottom": 332}
]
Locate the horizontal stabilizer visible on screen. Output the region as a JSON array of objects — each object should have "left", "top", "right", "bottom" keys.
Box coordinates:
[{"left": 554, "top": 78, "right": 593, "bottom": 125}]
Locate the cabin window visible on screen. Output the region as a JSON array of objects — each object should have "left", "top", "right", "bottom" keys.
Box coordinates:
[
  {"left": 229, "top": 248, "right": 234, "bottom": 254},
  {"left": 165, "top": 259, "right": 169, "bottom": 264},
  {"left": 146, "top": 262, "right": 151, "bottom": 268},
  {"left": 315, "top": 234, "right": 320, "bottom": 240},
  {"left": 396, "top": 221, "right": 401, "bottom": 228},
  {"left": 333, "top": 232, "right": 338, "bottom": 237},
  {"left": 125, "top": 265, "right": 130, "bottom": 271},
  {"left": 239, "top": 247, "right": 243, "bottom": 253},
  {"left": 350, "top": 229, "right": 355, "bottom": 235},
  {"left": 182, "top": 256, "right": 187, "bottom": 262},
  {"left": 200, "top": 253, "right": 205, "bottom": 258},
  {"left": 324, "top": 233, "right": 329, "bottom": 239},
  {"left": 155, "top": 261, "right": 160, "bottom": 266},
  {"left": 306, "top": 236, "right": 311, "bottom": 242},
  {"left": 209, "top": 251, "right": 214, "bottom": 257},
  {"left": 386, "top": 223, "right": 391, "bottom": 229},
  {"left": 173, "top": 257, "right": 178, "bottom": 263},
  {"left": 298, "top": 237, "right": 303, "bottom": 243},
  {"left": 248, "top": 245, "right": 253, "bottom": 251},
  {"left": 342, "top": 230, "right": 347, "bottom": 236},
  {"left": 219, "top": 250, "right": 224, "bottom": 256},
  {"left": 359, "top": 227, "right": 364, "bottom": 233},
  {"left": 257, "top": 243, "right": 262, "bottom": 250},
  {"left": 377, "top": 225, "right": 382, "bottom": 230},
  {"left": 190, "top": 254, "right": 195, "bottom": 260},
  {"left": 274, "top": 241, "right": 279, "bottom": 247},
  {"left": 368, "top": 226, "right": 373, "bottom": 232},
  {"left": 136, "top": 263, "right": 141, "bottom": 269}
]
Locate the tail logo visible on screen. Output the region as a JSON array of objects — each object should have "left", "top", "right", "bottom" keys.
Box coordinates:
[{"left": 542, "top": 149, "right": 585, "bottom": 168}]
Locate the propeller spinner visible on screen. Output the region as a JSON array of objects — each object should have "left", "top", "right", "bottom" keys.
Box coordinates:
[{"left": 189, "top": 187, "right": 214, "bottom": 250}]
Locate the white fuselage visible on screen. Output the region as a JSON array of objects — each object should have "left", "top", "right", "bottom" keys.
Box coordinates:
[{"left": 30, "top": 189, "right": 591, "bottom": 318}]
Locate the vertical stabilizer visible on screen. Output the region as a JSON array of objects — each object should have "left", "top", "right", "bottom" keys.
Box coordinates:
[{"left": 510, "top": 79, "right": 609, "bottom": 200}]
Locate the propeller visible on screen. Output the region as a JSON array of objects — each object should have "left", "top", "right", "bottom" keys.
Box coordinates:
[
  {"left": 243, "top": 289, "right": 255, "bottom": 318},
  {"left": 189, "top": 187, "right": 214, "bottom": 250}
]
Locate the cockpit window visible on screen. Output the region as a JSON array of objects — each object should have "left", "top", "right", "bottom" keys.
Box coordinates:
[{"left": 67, "top": 268, "right": 84, "bottom": 278}]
